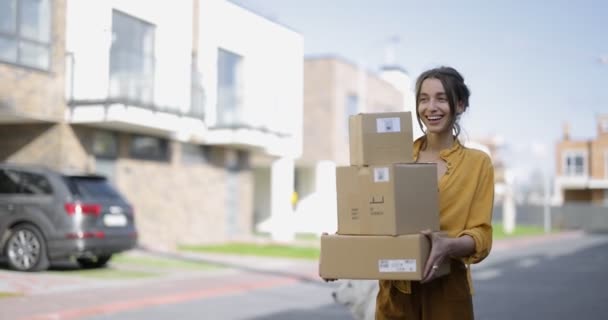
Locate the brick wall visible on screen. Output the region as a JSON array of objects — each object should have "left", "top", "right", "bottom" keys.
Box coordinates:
[
  {"left": 0, "top": 0, "right": 66, "bottom": 122},
  {"left": 302, "top": 58, "right": 404, "bottom": 166}
]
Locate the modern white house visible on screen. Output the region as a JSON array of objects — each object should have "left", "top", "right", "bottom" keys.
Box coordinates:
[{"left": 60, "top": 0, "right": 303, "bottom": 247}]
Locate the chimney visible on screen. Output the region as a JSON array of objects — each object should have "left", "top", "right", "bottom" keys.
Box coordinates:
[{"left": 562, "top": 122, "right": 570, "bottom": 140}]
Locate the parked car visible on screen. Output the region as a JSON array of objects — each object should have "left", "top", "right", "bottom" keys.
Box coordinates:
[{"left": 0, "top": 163, "right": 137, "bottom": 271}]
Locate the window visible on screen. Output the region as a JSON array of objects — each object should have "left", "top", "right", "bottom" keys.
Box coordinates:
[
  {"left": 92, "top": 131, "right": 118, "bottom": 158},
  {"left": 130, "top": 135, "right": 168, "bottom": 161},
  {"left": 64, "top": 176, "right": 121, "bottom": 200},
  {"left": 0, "top": 0, "right": 52, "bottom": 70},
  {"left": 20, "top": 171, "right": 52, "bottom": 194},
  {"left": 217, "top": 48, "right": 243, "bottom": 125},
  {"left": 181, "top": 143, "right": 210, "bottom": 165},
  {"left": 601, "top": 119, "right": 608, "bottom": 133},
  {"left": 0, "top": 169, "right": 52, "bottom": 194},
  {"left": 345, "top": 94, "right": 359, "bottom": 137},
  {"left": 0, "top": 169, "right": 21, "bottom": 194},
  {"left": 109, "top": 10, "right": 155, "bottom": 105},
  {"left": 605, "top": 150, "right": 608, "bottom": 179},
  {"left": 563, "top": 151, "right": 587, "bottom": 177}
]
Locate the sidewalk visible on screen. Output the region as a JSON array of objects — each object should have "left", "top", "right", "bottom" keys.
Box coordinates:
[{"left": 0, "top": 230, "right": 586, "bottom": 320}]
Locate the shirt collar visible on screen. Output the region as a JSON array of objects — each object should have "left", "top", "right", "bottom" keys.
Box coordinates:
[{"left": 413, "top": 136, "right": 463, "bottom": 162}]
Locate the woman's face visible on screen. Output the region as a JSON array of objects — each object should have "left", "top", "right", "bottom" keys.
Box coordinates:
[{"left": 417, "top": 78, "right": 457, "bottom": 135}]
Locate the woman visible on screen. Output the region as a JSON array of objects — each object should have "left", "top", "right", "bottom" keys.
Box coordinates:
[{"left": 375, "top": 66, "right": 494, "bottom": 319}]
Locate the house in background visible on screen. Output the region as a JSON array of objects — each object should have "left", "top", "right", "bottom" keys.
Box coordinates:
[
  {"left": 289, "top": 56, "right": 408, "bottom": 234},
  {"left": 554, "top": 115, "right": 608, "bottom": 205},
  {"left": 0, "top": 0, "right": 303, "bottom": 248}
]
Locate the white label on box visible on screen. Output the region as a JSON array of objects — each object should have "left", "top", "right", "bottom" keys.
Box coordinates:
[
  {"left": 378, "top": 259, "right": 417, "bottom": 273},
  {"left": 373, "top": 167, "right": 390, "bottom": 183},
  {"left": 376, "top": 117, "right": 401, "bottom": 133}
]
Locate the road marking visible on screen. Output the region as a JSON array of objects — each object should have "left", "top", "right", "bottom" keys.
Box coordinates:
[
  {"left": 517, "top": 257, "right": 539, "bottom": 268},
  {"left": 473, "top": 268, "right": 501, "bottom": 281}
]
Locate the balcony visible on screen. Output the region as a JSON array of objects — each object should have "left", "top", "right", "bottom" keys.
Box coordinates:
[
  {"left": 556, "top": 175, "right": 608, "bottom": 190},
  {"left": 66, "top": 53, "right": 207, "bottom": 141}
]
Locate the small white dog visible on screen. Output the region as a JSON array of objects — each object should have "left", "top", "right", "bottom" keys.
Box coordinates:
[{"left": 332, "top": 280, "right": 379, "bottom": 320}]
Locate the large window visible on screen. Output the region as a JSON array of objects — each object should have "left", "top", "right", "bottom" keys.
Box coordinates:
[
  {"left": 92, "top": 131, "right": 119, "bottom": 159},
  {"left": 605, "top": 150, "right": 608, "bottom": 179},
  {"left": 130, "top": 135, "right": 168, "bottom": 161},
  {"left": 344, "top": 94, "right": 359, "bottom": 138},
  {"left": 217, "top": 48, "right": 243, "bottom": 125},
  {"left": 0, "top": 169, "right": 52, "bottom": 194},
  {"left": 0, "top": 0, "right": 52, "bottom": 70},
  {"left": 563, "top": 151, "right": 587, "bottom": 177},
  {"left": 109, "top": 10, "right": 155, "bottom": 105}
]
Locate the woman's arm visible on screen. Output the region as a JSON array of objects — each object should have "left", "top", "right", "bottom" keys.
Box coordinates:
[{"left": 422, "top": 157, "right": 495, "bottom": 283}]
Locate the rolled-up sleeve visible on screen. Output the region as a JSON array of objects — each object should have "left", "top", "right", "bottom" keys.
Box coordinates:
[{"left": 457, "top": 157, "right": 494, "bottom": 264}]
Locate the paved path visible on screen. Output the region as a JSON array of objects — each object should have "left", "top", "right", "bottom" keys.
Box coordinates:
[{"left": 0, "top": 230, "right": 591, "bottom": 320}]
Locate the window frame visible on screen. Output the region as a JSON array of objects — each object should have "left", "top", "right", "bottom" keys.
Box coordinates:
[
  {"left": 129, "top": 134, "right": 169, "bottom": 161},
  {"left": 92, "top": 130, "right": 119, "bottom": 159},
  {"left": 344, "top": 93, "right": 359, "bottom": 138},
  {"left": 562, "top": 149, "right": 588, "bottom": 177},
  {"left": 216, "top": 48, "right": 244, "bottom": 125},
  {"left": 604, "top": 150, "right": 608, "bottom": 179},
  {"left": 0, "top": 0, "right": 53, "bottom": 71},
  {"left": 108, "top": 9, "right": 156, "bottom": 105}
]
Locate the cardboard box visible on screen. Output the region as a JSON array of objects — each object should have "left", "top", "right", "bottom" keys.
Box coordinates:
[
  {"left": 319, "top": 234, "right": 450, "bottom": 280},
  {"left": 336, "top": 163, "right": 439, "bottom": 235},
  {"left": 349, "top": 112, "right": 414, "bottom": 166}
]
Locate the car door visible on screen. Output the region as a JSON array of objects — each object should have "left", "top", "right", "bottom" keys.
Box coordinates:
[{"left": 0, "top": 169, "right": 22, "bottom": 240}]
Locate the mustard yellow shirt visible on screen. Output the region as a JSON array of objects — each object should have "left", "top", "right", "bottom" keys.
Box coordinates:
[{"left": 390, "top": 137, "right": 495, "bottom": 293}]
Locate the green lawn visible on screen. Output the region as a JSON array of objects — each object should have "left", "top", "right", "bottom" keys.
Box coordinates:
[
  {"left": 182, "top": 225, "right": 549, "bottom": 260},
  {"left": 48, "top": 253, "right": 219, "bottom": 279},
  {"left": 180, "top": 242, "right": 321, "bottom": 260},
  {"left": 492, "top": 223, "right": 547, "bottom": 240},
  {"left": 51, "top": 268, "right": 156, "bottom": 279},
  {"left": 112, "top": 253, "right": 219, "bottom": 271},
  {"left": 0, "top": 292, "right": 23, "bottom": 299}
]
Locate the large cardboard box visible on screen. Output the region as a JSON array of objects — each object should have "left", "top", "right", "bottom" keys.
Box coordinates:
[
  {"left": 319, "top": 234, "right": 450, "bottom": 280},
  {"left": 336, "top": 163, "right": 439, "bottom": 235},
  {"left": 349, "top": 112, "right": 414, "bottom": 166}
]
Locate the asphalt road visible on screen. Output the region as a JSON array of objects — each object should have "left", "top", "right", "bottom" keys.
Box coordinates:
[
  {"left": 473, "top": 233, "right": 608, "bottom": 320},
  {"left": 84, "top": 233, "right": 608, "bottom": 320},
  {"left": 2, "top": 232, "right": 607, "bottom": 320}
]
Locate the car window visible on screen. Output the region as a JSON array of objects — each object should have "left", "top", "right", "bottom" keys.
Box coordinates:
[
  {"left": 0, "top": 169, "right": 21, "bottom": 194},
  {"left": 64, "top": 176, "right": 122, "bottom": 200},
  {"left": 20, "top": 171, "right": 53, "bottom": 195}
]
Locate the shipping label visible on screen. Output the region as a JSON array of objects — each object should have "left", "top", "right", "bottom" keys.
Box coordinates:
[
  {"left": 378, "top": 259, "right": 417, "bottom": 273},
  {"left": 373, "top": 167, "right": 390, "bottom": 182},
  {"left": 376, "top": 117, "right": 401, "bottom": 133}
]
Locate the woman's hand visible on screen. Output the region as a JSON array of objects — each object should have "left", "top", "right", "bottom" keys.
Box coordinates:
[{"left": 420, "top": 229, "right": 451, "bottom": 283}]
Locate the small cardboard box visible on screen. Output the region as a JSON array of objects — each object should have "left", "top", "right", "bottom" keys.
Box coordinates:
[
  {"left": 336, "top": 163, "right": 439, "bottom": 235},
  {"left": 349, "top": 112, "right": 414, "bottom": 166},
  {"left": 319, "top": 234, "right": 450, "bottom": 280}
]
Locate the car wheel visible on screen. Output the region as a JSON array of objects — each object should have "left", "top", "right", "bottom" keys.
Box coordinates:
[
  {"left": 5, "top": 224, "right": 50, "bottom": 272},
  {"left": 77, "top": 254, "right": 112, "bottom": 269}
]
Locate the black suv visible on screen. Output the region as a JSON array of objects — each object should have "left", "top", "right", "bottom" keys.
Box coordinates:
[{"left": 0, "top": 163, "right": 137, "bottom": 271}]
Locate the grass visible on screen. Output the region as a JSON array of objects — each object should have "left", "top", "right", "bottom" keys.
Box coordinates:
[
  {"left": 49, "top": 253, "right": 219, "bottom": 279},
  {"left": 180, "top": 242, "right": 321, "bottom": 260},
  {"left": 0, "top": 292, "right": 23, "bottom": 299},
  {"left": 112, "top": 253, "right": 219, "bottom": 271},
  {"left": 493, "top": 223, "right": 547, "bottom": 240},
  {"left": 54, "top": 268, "right": 156, "bottom": 279},
  {"left": 181, "top": 225, "right": 550, "bottom": 260}
]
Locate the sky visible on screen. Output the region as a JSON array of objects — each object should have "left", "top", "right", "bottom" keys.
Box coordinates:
[{"left": 231, "top": 0, "right": 608, "bottom": 184}]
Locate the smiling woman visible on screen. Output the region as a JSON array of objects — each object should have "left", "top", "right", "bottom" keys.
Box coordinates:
[{"left": 376, "top": 67, "right": 494, "bottom": 320}]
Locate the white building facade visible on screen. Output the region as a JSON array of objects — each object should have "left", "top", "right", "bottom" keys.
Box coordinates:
[{"left": 63, "top": 0, "right": 303, "bottom": 247}]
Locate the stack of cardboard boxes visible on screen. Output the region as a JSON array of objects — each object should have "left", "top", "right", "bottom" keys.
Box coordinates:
[{"left": 319, "top": 112, "right": 450, "bottom": 280}]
